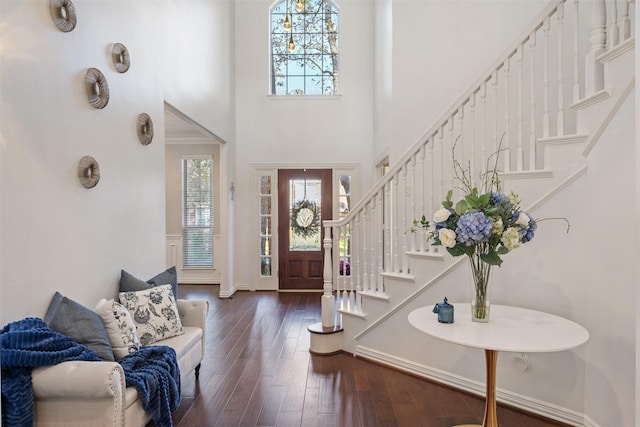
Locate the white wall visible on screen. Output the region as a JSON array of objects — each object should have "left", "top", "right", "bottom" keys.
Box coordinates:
[
  {"left": 386, "top": 0, "right": 549, "bottom": 164},
  {"left": 579, "top": 93, "right": 635, "bottom": 426},
  {"left": 161, "top": 0, "right": 236, "bottom": 144},
  {"left": 0, "top": 0, "right": 234, "bottom": 323},
  {"left": 232, "top": 0, "right": 376, "bottom": 289},
  {"left": 373, "top": 0, "right": 393, "bottom": 167},
  {"left": 160, "top": 1, "right": 236, "bottom": 296}
]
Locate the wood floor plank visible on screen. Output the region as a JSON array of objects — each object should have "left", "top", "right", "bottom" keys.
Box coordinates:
[
  {"left": 279, "top": 351, "right": 310, "bottom": 413},
  {"left": 300, "top": 386, "right": 320, "bottom": 427},
  {"left": 256, "top": 384, "right": 286, "bottom": 426},
  {"left": 170, "top": 285, "right": 573, "bottom": 427},
  {"left": 237, "top": 375, "right": 272, "bottom": 426}
]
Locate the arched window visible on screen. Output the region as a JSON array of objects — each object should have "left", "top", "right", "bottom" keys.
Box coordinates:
[{"left": 270, "top": 0, "right": 339, "bottom": 95}]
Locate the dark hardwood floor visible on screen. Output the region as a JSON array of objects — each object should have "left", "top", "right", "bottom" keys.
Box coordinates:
[{"left": 172, "top": 285, "right": 571, "bottom": 427}]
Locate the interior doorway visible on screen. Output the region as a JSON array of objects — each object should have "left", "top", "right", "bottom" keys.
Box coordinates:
[{"left": 277, "top": 169, "right": 332, "bottom": 290}]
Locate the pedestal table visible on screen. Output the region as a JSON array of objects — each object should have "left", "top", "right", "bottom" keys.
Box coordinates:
[{"left": 408, "top": 304, "right": 589, "bottom": 427}]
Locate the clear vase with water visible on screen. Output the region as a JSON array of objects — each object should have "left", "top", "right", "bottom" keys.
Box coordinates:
[{"left": 469, "top": 255, "right": 491, "bottom": 322}]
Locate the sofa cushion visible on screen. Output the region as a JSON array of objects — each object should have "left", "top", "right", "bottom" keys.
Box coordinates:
[
  {"left": 158, "top": 325, "right": 202, "bottom": 360},
  {"left": 119, "top": 267, "right": 178, "bottom": 299},
  {"left": 118, "top": 284, "right": 184, "bottom": 346},
  {"left": 43, "top": 292, "right": 114, "bottom": 361},
  {"left": 94, "top": 299, "right": 141, "bottom": 360}
]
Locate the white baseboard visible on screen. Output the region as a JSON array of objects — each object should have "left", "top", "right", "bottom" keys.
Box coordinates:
[
  {"left": 582, "top": 415, "right": 600, "bottom": 427},
  {"left": 218, "top": 285, "right": 236, "bottom": 298},
  {"left": 354, "top": 345, "right": 591, "bottom": 427},
  {"left": 178, "top": 278, "right": 221, "bottom": 285}
]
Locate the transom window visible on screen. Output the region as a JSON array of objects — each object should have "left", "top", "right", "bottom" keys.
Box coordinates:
[{"left": 270, "top": 0, "right": 339, "bottom": 95}]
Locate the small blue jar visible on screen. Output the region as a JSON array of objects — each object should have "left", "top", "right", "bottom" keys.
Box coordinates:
[{"left": 433, "top": 297, "right": 454, "bottom": 324}]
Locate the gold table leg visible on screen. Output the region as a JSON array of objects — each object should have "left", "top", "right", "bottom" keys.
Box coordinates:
[
  {"left": 483, "top": 349, "right": 499, "bottom": 427},
  {"left": 454, "top": 349, "right": 499, "bottom": 427}
]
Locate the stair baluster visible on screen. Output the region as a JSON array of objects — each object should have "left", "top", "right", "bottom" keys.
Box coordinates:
[
  {"left": 543, "top": 16, "right": 551, "bottom": 138},
  {"left": 529, "top": 31, "right": 538, "bottom": 170},
  {"left": 557, "top": 2, "right": 566, "bottom": 136},
  {"left": 585, "top": 0, "right": 606, "bottom": 95},
  {"left": 517, "top": 43, "right": 525, "bottom": 171}
]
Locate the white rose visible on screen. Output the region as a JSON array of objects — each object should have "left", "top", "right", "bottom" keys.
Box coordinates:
[
  {"left": 439, "top": 228, "right": 457, "bottom": 248},
  {"left": 434, "top": 208, "right": 451, "bottom": 223},
  {"left": 515, "top": 212, "right": 530, "bottom": 227},
  {"left": 501, "top": 227, "right": 521, "bottom": 251}
]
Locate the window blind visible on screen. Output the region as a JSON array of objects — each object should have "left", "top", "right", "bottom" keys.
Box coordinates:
[{"left": 182, "top": 156, "right": 214, "bottom": 268}]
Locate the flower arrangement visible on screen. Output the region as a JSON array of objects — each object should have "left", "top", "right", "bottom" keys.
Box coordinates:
[{"left": 412, "top": 145, "right": 568, "bottom": 321}]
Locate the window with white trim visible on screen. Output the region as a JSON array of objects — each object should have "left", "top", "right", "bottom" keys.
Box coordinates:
[
  {"left": 270, "top": 0, "right": 340, "bottom": 95},
  {"left": 182, "top": 156, "right": 214, "bottom": 268}
]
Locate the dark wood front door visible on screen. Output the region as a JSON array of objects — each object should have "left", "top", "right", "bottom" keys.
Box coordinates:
[{"left": 278, "top": 169, "right": 332, "bottom": 290}]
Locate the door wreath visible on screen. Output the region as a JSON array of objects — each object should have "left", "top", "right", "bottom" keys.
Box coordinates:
[{"left": 290, "top": 200, "right": 320, "bottom": 238}]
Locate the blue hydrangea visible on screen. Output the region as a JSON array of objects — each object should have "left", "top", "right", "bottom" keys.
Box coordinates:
[
  {"left": 490, "top": 192, "right": 512, "bottom": 211},
  {"left": 490, "top": 192, "right": 506, "bottom": 205},
  {"left": 456, "top": 211, "right": 493, "bottom": 245},
  {"left": 519, "top": 213, "right": 537, "bottom": 242}
]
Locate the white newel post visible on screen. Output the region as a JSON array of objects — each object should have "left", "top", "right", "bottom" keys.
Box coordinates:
[
  {"left": 585, "top": 0, "right": 607, "bottom": 95},
  {"left": 322, "top": 222, "right": 335, "bottom": 327}
]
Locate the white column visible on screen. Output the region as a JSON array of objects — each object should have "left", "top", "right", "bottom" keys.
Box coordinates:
[{"left": 321, "top": 223, "right": 335, "bottom": 327}]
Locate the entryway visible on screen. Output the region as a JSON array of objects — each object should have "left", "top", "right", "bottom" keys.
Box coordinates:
[{"left": 277, "top": 169, "right": 332, "bottom": 290}]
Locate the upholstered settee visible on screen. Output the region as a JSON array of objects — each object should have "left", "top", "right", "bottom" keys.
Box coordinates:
[{"left": 30, "top": 296, "right": 208, "bottom": 427}]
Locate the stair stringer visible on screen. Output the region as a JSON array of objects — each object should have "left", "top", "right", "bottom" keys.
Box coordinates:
[
  {"left": 339, "top": 254, "right": 460, "bottom": 353},
  {"left": 577, "top": 37, "right": 635, "bottom": 156}
]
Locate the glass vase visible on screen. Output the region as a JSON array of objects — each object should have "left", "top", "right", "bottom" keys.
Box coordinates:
[{"left": 469, "top": 254, "right": 492, "bottom": 322}]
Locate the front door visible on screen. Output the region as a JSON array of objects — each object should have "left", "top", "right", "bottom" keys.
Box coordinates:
[{"left": 278, "top": 169, "right": 332, "bottom": 290}]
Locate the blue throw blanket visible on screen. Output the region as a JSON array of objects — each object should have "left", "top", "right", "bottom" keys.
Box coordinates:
[
  {"left": 1, "top": 317, "right": 101, "bottom": 427},
  {"left": 119, "top": 345, "right": 181, "bottom": 427},
  {"left": 1, "top": 318, "right": 181, "bottom": 427}
]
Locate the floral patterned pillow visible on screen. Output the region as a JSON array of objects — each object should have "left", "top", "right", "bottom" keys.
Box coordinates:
[
  {"left": 95, "top": 298, "right": 141, "bottom": 360},
  {"left": 118, "top": 284, "right": 184, "bottom": 346}
]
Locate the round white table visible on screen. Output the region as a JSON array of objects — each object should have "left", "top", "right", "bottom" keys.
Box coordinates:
[{"left": 408, "top": 304, "right": 589, "bottom": 427}]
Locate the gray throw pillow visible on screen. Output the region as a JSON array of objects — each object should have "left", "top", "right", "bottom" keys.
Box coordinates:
[
  {"left": 119, "top": 266, "right": 178, "bottom": 299},
  {"left": 43, "top": 292, "right": 115, "bottom": 361}
]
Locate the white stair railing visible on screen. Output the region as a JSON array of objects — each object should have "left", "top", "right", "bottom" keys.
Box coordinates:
[{"left": 319, "top": 0, "right": 634, "bottom": 327}]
